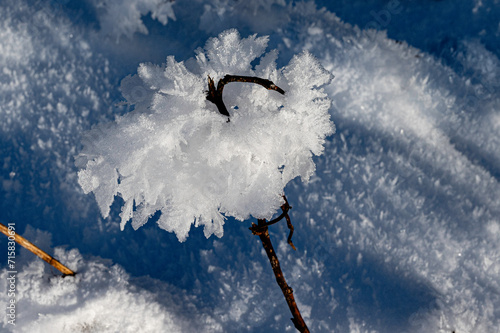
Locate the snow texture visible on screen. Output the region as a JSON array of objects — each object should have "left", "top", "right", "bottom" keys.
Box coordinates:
[
  {"left": 1, "top": 0, "right": 500, "bottom": 332},
  {"left": 0, "top": 0, "right": 115, "bottom": 228},
  {"left": 91, "top": 0, "right": 176, "bottom": 40},
  {"left": 0, "top": 229, "right": 219, "bottom": 333},
  {"left": 77, "top": 29, "right": 334, "bottom": 241}
]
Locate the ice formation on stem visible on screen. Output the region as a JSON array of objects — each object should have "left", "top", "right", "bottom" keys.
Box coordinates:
[{"left": 77, "top": 29, "right": 334, "bottom": 241}]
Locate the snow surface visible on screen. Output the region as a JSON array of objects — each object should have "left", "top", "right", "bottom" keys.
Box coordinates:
[
  {"left": 1, "top": 0, "right": 500, "bottom": 332},
  {"left": 90, "top": 0, "right": 176, "bottom": 41}
]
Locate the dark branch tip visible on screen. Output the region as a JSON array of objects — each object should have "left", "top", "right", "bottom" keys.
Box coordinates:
[{"left": 205, "top": 74, "right": 285, "bottom": 118}]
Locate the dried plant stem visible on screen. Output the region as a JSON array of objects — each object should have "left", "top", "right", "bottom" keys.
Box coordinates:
[
  {"left": 0, "top": 222, "right": 76, "bottom": 276},
  {"left": 251, "top": 218, "right": 310, "bottom": 333},
  {"left": 206, "top": 75, "right": 285, "bottom": 118}
]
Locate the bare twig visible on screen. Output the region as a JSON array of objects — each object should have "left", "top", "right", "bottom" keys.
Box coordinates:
[
  {"left": 250, "top": 196, "right": 296, "bottom": 250},
  {"left": 250, "top": 217, "right": 310, "bottom": 333},
  {"left": 282, "top": 196, "right": 296, "bottom": 251},
  {"left": 206, "top": 75, "right": 285, "bottom": 119},
  {"left": 0, "top": 222, "right": 76, "bottom": 276}
]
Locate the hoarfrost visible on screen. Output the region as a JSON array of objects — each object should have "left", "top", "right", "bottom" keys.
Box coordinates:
[{"left": 77, "top": 29, "right": 334, "bottom": 241}]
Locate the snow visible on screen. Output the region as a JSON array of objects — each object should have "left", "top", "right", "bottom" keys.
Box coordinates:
[
  {"left": 0, "top": 232, "right": 219, "bottom": 332},
  {"left": 1, "top": 0, "right": 500, "bottom": 332},
  {"left": 90, "top": 0, "right": 176, "bottom": 40}
]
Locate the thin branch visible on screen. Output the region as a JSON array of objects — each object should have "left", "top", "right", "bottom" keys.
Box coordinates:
[
  {"left": 219, "top": 75, "right": 285, "bottom": 95},
  {"left": 250, "top": 196, "right": 296, "bottom": 250},
  {"left": 0, "top": 222, "right": 76, "bottom": 277},
  {"left": 282, "top": 196, "right": 296, "bottom": 251},
  {"left": 250, "top": 218, "right": 310, "bottom": 333},
  {"left": 206, "top": 75, "right": 285, "bottom": 119}
]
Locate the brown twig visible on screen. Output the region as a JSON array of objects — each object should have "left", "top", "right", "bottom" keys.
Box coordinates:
[
  {"left": 206, "top": 75, "right": 285, "bottom": 119},
  {"left": 0, "top": 222, "right": 76, "bottom": 277},
  {"left": 250, "top": 217, "right": 310, "bottom": 333},
  {"left": 282, "top": 196, "right": 296, "bottom": 251},
  {"left": 250, "top": 196, "right": 296, "bottom": 250}
]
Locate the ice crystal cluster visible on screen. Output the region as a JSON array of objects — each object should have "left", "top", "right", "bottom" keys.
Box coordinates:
[{"left": 77, "top": 29, "right": 334, "bottom": 241}]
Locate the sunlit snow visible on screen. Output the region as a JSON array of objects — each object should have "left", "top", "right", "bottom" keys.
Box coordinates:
[{"left": 1, "top": 0, "right": 499, "bottom": 332}]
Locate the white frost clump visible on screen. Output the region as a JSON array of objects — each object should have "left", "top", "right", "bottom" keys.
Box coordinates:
[{"left": 77, "top": 29, "right": 334, "bottom": 241}]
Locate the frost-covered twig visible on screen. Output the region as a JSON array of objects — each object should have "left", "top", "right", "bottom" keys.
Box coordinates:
[
  {"left": 250, "top": 215, "right": 309, "bottom": 333},
  {"left": 206, "top": 75, "right": 285, "bottom": 118},
  {"left": 0, "top": 222, "right": 76, "bottom": 277},
  {"left": 208, "top": 72, "right": 307, "bottom": 330},
  {"left": 206, "top": 72, "right": 306, "bottom": 328}
]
